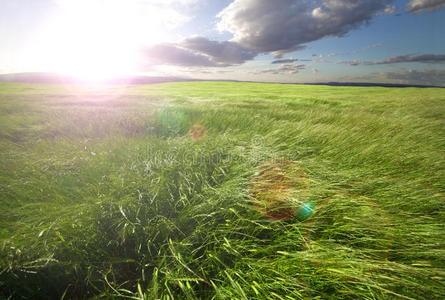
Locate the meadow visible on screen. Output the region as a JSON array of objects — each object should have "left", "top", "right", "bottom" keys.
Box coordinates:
[{"left": 0, "top": 81, "right": 444, "bottom": 299}]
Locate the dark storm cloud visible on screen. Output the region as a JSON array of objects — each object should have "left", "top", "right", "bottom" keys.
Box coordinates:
[
  {"left": 379, "top": 69, "right": 445, "bottom": 86},
  {"left": 217, "top": 0, "right": 394, "bottom": 56},
  {"left": 142, "top": 37, "right": 257, "bottom": 67},
  {"left": 407, "top": 0, "right": 445, "bottom": 14},
  {"left": 345, "top": 54, "right": 445, "bottom": 66}
]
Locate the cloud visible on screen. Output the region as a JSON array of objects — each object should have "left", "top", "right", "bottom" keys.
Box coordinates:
[
  {"left": 310, "top": 43, "right": 381, "bottom": 61},
  {"left": 407, "top": 0, "right": 445, "bottom": 14},
  {"left": 379, "top": 69, "right": 445, "bottom": 86},
  {"left": 141, "top": 37, "right": 257, "bottom": 68},
  {"left": 179, "top": 36, "right": 257, "bottom": 65},
  {"left": 271, "top": 58, "right": 299, "bottom": 64},
  {"left": 180, "top": 68, "right": 232, "bottom": 74},
  {"left": 377, "top": 5, "right": 396, "bottom": 15},
  {"left": 142, "top": 43, "right": 224, "bottom": 67},
  {"left": 312, "top": 68, "right": 319, "bottom": 74},
  {"left": 346, "top": 54, "right": 445, "bottom": 65},
  {"left": 217, "top": 0, "right": 394, "bottom": 55},
  {"left": 364, "top": 43, "right": 383, "bottom": 49},
  {"left": 347, "top": 60, "right": 362, "bottom": 66},
  {"left": 312, "top": 58, "right": 328, "bottom": 63},
  {"left": 383, "top": 5, "right": 396, "bottom": 14},
  {"left": 253, "top": 63, "right": 306, "bottom": 74}
]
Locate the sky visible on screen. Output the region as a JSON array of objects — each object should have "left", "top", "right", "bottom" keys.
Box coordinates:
[{"left": 1, "top": 0, "right": 445, "bottom": 85}]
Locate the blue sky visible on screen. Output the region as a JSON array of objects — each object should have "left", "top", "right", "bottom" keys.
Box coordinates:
[{"left": 1, "top": 0, "right": 444, "bottom": 85}]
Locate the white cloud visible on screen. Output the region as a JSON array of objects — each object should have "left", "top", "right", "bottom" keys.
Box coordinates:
[
  {"left": 381, "top": 5, "right": 396, "bottom": 14},
  {"left": 407, "top": 0, "right": 445, "bottom": 14}
]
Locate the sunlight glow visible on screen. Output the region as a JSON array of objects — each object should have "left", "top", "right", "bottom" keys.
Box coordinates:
[{"left": 29, "top": 0, "right": 180, "bottom": 81}]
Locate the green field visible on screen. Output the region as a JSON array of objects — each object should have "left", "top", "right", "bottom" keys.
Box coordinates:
[{"left": 1, "top": 81, "right": 444, "bottom": 299}]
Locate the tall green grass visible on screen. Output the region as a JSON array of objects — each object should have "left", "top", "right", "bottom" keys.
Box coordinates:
[{"left": 1, "top": 82, "right": 444, "bottom": 299}]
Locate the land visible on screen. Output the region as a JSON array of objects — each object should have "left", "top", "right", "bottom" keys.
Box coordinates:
[
  {"left": 1, "top": 72, "right": 443, "bottom": 88},
  {"left": 0, "top": 81, "right": 444, "bottom": 299}
]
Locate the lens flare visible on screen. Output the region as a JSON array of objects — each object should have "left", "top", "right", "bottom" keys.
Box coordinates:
[
  {"left": 189, "top": 124, "right": 206, "bottom": 141},
  {"left": 249, "top": 158, "right": 311, "bottom": 220}
]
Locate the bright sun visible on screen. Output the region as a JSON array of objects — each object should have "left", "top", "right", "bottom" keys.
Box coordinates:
[{"left": 31, "top": 0, "right": 169, "bottom": 81}]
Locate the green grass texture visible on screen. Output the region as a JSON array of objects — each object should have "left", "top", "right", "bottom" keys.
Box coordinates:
[{"left": 1, "top": 81, "right": 444, "bottom": 299}]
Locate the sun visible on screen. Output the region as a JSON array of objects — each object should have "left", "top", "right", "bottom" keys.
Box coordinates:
[{"left": 31, "top": 0, "right": 169, "bottom": 81}]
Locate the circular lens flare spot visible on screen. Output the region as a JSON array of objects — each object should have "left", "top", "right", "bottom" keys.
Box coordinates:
[
  {"left": 249, "top": 158, "right": 311, "bottom": 220},
  {"left": 189, "top": 124, "right": 206, "bottom": 141},
  {"left": 296, "top": 202, "right": 314, "bottom": 221}
]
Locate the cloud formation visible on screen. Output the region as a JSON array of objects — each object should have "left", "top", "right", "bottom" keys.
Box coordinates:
[
  {"left": 253, "top": 63, "right": 306, "bottom": 74},
  {"left": 345, "top": 60, "right": 361, "bottom": 66},
  {"left": 345, "top": 54, "right": 445, "bottom": 66},
  {"left": 134, "top": 1, "right": 442, "bottom": 71},
  {"left": 364, "top": 43, "right": 383, "bottom": 50},
  {"left": 179, "top": 36, "right": 257, "bottom": 65},
  {"left": 383, "top": 5, "right": 396, "bottom": 14},
  {"left": 407, "top": 0, "right": 445, "bottom": 14},
  {"left": 379, "top": 69, "right": 445, "bottom": 86},
  {"left": 271, "top": 58, "right": 299, "bottom": 64},
  {"left": 142, "top": 37, "right": 257, "bottom": 67},
  {"left": 142, "top": 43, "right": 221, "bottom": 67},
  {"left": 217, "top": 0, "right": 394, "bottom": 55}
]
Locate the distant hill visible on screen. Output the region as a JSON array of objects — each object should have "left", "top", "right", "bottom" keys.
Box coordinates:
[
  {"left": 0, "top": 72, "right": 194, "bottom": 85},
  {"left": 299, "top": 81, "right": 443, "bottom": 88},
  {"left": 0, "top": 72, "right": 442, "bottom": 88}
]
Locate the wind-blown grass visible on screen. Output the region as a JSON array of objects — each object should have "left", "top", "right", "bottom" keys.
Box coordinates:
[{"left": 0, "top": 82, "right": 444, "bottom": 299}]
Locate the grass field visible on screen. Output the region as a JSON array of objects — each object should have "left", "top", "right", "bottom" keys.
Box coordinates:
[{"left": 0, "top": 81, "right": 444, "bottom": 299}]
